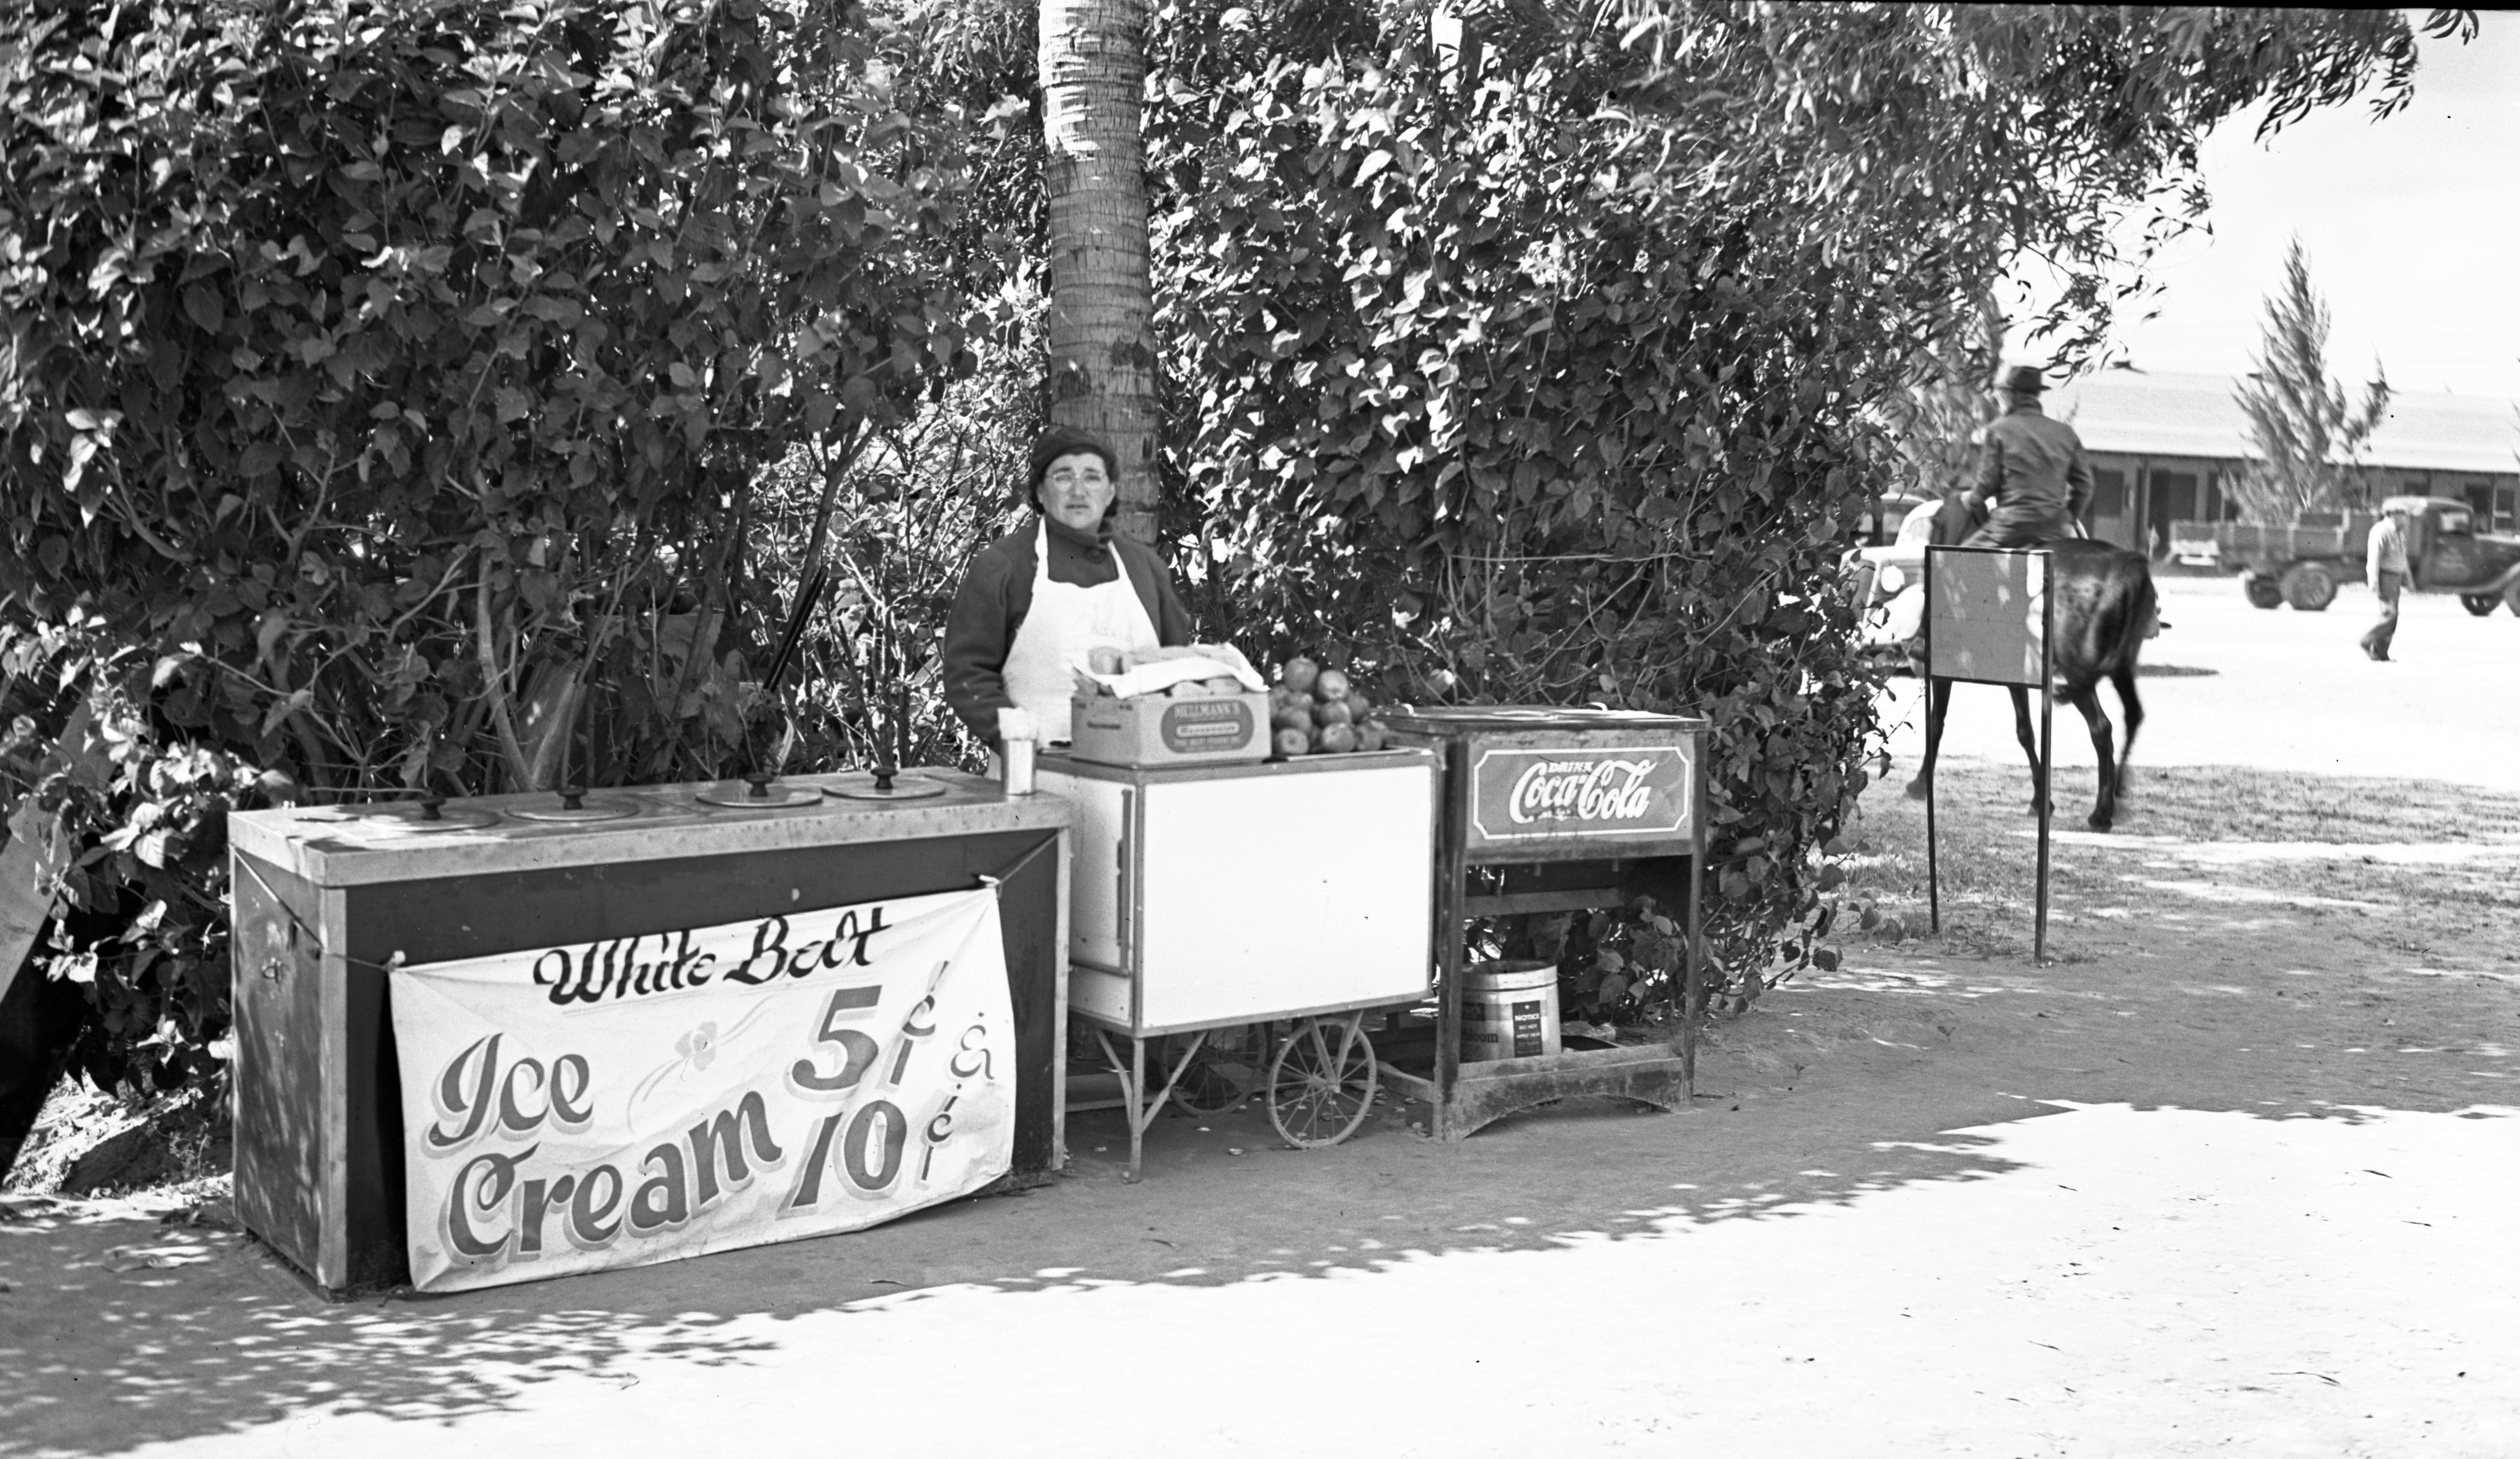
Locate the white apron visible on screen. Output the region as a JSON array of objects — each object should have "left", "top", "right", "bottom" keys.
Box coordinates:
[{"left": 1000, "top": 520, "right": 1161, "bottom": 743}]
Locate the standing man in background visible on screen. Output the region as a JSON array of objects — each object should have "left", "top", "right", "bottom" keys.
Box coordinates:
[
  {"left": 1962, "top": 365, "right": 2092, "bottom": 548},
  {"left": 2360, "top": 500, "right": 2411, "bottom": 662}
]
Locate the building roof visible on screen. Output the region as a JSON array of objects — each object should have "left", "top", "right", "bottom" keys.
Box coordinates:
[{"left": 2047, "top": 370, "right": 2520, "bottom": 476}]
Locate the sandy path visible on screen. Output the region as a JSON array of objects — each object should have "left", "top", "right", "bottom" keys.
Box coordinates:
[{"left": 5, "top": 568, "right": 2518, "bottom": 1459}]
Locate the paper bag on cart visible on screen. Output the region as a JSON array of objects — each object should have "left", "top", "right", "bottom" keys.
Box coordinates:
[
  {"left": 1073, "top": 642, "right": 1267, "bottom": 701},
  {"left": 1067, "top": 644, "right": 1271, "bottom": 767}
]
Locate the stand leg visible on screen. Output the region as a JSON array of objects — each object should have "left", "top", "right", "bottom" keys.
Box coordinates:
[
  {"left": 1129, "top": 1034, "right": 1146, "bottom": 1182},
  {"left": 2036, "top": 676, "right": 2054, "bottom": 963},
  {"left": 1432, "top": 740, "right": 1470, "bottom": 1141},
  {"left": 1092, "top": 1025, "right": 1212, "bottom": 1184},
  {"left": 1926, "top": 679, "right": 1942, "bottom": 934}
]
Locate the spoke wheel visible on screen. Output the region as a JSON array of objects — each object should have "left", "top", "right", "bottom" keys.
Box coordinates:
[
  {"left": 1167, "top": 1028, "right": 1260, "bottom": 1116},
  {"left": 1268, "top": 1016, "right": 1376, "bottom": 1149}
]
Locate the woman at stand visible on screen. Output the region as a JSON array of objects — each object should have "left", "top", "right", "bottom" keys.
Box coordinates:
[{"left": 942, "top": 430, "right": 1196, "bottom": 746}]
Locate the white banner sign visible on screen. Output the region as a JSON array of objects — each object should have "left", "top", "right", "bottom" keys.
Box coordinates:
[{"left": 390, "top": 886, "right": 1013, "bottom": 1293}]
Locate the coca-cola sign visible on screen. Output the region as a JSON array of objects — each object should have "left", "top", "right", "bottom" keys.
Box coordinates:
[{"left": 1469, "top": 745, "right": 1694, "bottom": 846}]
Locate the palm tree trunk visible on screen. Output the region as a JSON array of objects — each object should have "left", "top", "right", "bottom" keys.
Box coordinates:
[{"left": 1039, "top": 0, "right": 1159, "bottom": 547}]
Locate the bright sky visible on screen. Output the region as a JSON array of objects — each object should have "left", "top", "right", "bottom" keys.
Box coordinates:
[{"left": 2015, "top": 12, "right": 2520, "bottom": 403}]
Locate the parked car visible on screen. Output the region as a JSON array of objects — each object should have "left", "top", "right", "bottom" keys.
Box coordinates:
[
  {"left": 2210, "top": 496, "right": 2520, "bottom": 613},
  {"left": 2166, "top": 520, "right": 2221, "bottom": 568},
  {"left": 1839, "top": 498, "right": 1946, "bottom": 668},
  {"left": 1847, "top": 491, "right": 1936, "bottom": 549}
]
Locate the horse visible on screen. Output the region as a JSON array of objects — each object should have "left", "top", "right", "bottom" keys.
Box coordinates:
[{"left": 1902, "top": 514, "right": 2160, "bottom": 833}]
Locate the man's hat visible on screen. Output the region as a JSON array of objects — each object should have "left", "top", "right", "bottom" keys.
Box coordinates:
[{"left": 1999, "top": 365, "right": 2046, "bottom": 395}]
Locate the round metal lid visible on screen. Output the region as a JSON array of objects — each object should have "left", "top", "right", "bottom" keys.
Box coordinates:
[
  {"left": 692, "top": 780, "right": 826, "bottom": 809},
  {"left": 345, "top": 803, "right": 503, "bottom": 833},
  {"left": 508, "top": 796, "right": 641, "bottom": 823},
  {"left": 820, "top": 772, "right": 949, "bottom": 801}
]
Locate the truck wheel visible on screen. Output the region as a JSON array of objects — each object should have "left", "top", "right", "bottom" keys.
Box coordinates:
[
  {"left": 2461, "top": 594, "right": 2500, "bottom": 617},
  {"left": 2505, "top": 580, "right": 2520, "bottom": 617},
  {"left": 2279, "top": 561, "right": 2337, "bottom": 612},
  {"left": 2242, "top": 573, "right": 2283, "bottom": 610}
]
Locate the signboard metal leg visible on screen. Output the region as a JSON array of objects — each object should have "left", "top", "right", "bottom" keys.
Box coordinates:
[
  {"left": 1921, "top": 551, "right": 1941, "bottom": 935},
  {"left": 2034, "top": 567, "right": 2055, "bottom": 963},
  {"left": 1924, "top": 676, "right": 1941, "bottom": 935},
  {"left": 1682, "top": 748, "right": 1707, "bottom": 1093}
]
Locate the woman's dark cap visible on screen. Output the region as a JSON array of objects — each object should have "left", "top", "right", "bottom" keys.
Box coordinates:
[{"left": 1027, "top": 430, "right": 1119, "bottom": 507}]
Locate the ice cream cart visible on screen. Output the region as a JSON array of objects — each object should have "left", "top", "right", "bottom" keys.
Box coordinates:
[
  {"left": 1374, "top": 707, "right": 1707, "bottom": 1139},
  {"left": 1035, "top": 748, "right": 1441, "bottom": 1179},
  {"left": 227, "top": 770, "right": 1069, "bottom": 1296}
]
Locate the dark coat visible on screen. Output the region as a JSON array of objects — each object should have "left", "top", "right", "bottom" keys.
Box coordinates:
[
  {"left": 940, "top": 513, "right": 1195, "bottom": 740},
  {"left": 1970, "top": 401, "right": 2092, "bottom": 541}
]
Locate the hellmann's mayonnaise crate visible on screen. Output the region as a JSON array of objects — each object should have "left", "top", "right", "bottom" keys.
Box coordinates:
[{"left": 1068, "top": 689, "right": 1271, "bottom": 768}]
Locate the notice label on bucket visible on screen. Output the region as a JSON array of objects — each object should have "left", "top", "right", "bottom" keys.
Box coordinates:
[{"left": 1510, "top": 998, "right": 1545, "bottom": 1058}]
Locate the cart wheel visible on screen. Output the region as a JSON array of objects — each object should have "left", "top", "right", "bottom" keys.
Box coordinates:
[
  {"left": 1268, "top": 1015, "right": 1377, "bottom": 1149},
  {"left": 1169, "top": 1028, "right": 1260, "bottom": 1116}
]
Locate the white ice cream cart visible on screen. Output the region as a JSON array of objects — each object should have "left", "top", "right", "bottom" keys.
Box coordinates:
[{"left": 1036, "top": 748, "right": 1439, "bottom": 1178}]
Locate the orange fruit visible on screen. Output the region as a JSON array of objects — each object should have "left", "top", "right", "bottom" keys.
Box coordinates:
[
  {"left": 1271, "top": 699, "right": 1314, "bottom": 732},
  {"left": 1317, "top": 722, "right": 1359, "bottom": 754},
  {"left": 1355, "top": 721, "right": 1387, "bottom": 752},
  {"left": 1281, "top": 657, "right": 1319, "bottom": 694},
  {"left": 1314, "top": 698, "right": 1354, "bottom": 727},
  {"left": 1313, "top": 668, "right": 1351, "bottom": 702},
  {"left": 1273, "top": 727, "right": 1310, "bottom": 758}
]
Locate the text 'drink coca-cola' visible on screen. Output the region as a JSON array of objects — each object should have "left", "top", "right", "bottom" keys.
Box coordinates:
[{"left": 1466, "top": 746, "right": 1694, "bottom": 846}]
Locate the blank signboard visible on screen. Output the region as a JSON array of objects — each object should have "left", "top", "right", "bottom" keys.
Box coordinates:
[{"left": 1926, "top": 547, "right": 2047, "bottom": 686}]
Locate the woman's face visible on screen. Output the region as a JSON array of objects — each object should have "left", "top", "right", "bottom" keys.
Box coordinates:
[{"left": 1040, "top": 451, "right": 1115, "bottom": 532}]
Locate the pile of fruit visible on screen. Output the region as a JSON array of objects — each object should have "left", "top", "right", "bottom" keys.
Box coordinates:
[{"left": 1269, "top": 657, "right": 1390, "bottom": 756}]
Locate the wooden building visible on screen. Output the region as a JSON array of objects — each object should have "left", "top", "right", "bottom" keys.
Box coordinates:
[{"left": 2043, "top": 371, "right": 2520, "bottom": 557}]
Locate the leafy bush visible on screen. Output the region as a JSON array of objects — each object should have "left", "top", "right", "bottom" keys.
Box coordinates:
[
  {"left": 1135, "top": 1, "right": 2453, "bottom": 1019},
  {"left": 1, "top": 0, "right": 977, "bottom": 1091},
  {"left": 0, "top": 0, "right": 2456, "bottom": 1098},
  {"left": 1142, "top": 41, "right": 1875, "bottom": 1019}
]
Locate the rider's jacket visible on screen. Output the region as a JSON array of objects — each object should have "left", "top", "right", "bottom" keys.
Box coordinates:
[{"left": 1969, "top": 400, "right": 2093, "bottom": 544}]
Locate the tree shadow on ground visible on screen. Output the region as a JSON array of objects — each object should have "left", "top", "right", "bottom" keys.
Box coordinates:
[
  {"left": 1, "top": 1068, "right": 2039, "bottom": 1457},
  {"left": 8, "top": 759, "right": 2515, "bottom": 1456}
]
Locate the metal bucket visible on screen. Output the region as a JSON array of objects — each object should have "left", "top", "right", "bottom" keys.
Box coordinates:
[{"left": 1462, "top": 960, "right": 1561, "bottom": 1062}]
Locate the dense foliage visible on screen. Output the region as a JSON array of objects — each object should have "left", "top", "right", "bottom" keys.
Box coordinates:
[
  {"left": 0, "top": 0, "right": 2471, "bottom": 1092},
  {"left": 1134, "top": 2, "right": 2465, "bottom": 1018},
  {"left": 1, "top": 0, "right": 977, "bottom": 1090}
]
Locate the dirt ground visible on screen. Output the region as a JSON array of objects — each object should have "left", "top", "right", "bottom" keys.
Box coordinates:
[{"left": 4, "top": 575, "right": 2518, "bottom": 1458}]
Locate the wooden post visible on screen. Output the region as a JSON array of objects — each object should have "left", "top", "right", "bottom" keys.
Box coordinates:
[{"left": 1431, "top": 738, "right": 1469, "bottom": 1139}]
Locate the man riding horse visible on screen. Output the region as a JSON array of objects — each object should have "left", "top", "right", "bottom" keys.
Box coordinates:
[
  {"left": 1963, "top": 364, "right": 2091, "bottom": 550},
  {"left": 1906, "top": 364, "right": 2158, "bottom": 833}
]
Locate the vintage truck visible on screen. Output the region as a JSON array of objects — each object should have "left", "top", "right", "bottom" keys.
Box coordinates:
[{"left": 2206, "top": 496, "right": 2520, "bottom": 614}]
